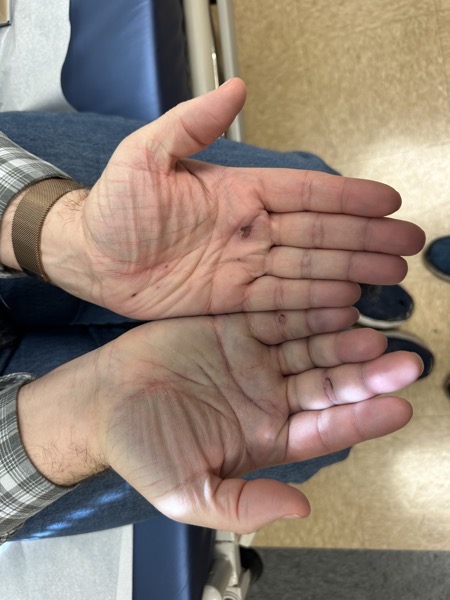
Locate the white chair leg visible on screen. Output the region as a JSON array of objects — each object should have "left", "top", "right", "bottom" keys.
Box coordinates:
[
  {"left": 216, "top": 0, "right": 245, "bottom": 142},
  {"left": 202, "top": 530, "right": 260, "bottom": 600},
  {"left": 183, "top": 0, "right": 219, "bottom": 97},
  {"left": 0, "top": 0, "right": 12, "bottom": 27},
  {"left": 182, "top": 0, "right": 245, "bottom": 142}
]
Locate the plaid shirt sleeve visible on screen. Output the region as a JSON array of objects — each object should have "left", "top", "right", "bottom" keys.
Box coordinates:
[
  {"left": 0, "top": 132, "right": 75, "bottom": 543},
  {"left": 0, "top": 130, "right": 71, "bottom": 277},
  {"left": 0, "top": 375, "right": 74, "bottom": 544}
]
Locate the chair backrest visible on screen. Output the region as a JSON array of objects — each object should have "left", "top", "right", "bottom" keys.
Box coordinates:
[{"left": 62, "top": 0, "right": 191, "bottom": 122}]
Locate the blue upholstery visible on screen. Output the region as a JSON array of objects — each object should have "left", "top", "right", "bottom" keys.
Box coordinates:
[
  {"left": 62, "top": 0, "right": 191, "bottom": 122},
  {"left": 133, "top": 517, "right": 215, "bottom": 600}
]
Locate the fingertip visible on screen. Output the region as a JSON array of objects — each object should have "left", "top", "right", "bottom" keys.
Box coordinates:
[
  {"left": 348, "top": 306, "right": 361, "bottom": 326},
  {"left": 400, "top": 223, "right": 426, "bottom": 256},
  {"left": 414, "top": 225, "right": 427, "bottom": 254},
  {"left": 411, "top": 351, "right": 425, "bottom": 378},
  {"left": 282, "top": 504, "right": 311, "bottom": 520},
  {"left": 397, "top": 349, "right": 425, "bottom": 380},
  {"left": 389, "top": 186, "right": 402, "bottom": 213},
  {"left": 394, "top": 256, "right": 409, "bottom": 283},
  {"left": 376, "top": 182, "right": 402, "bottom": 214},
  {"left": 146, "top": 77, "right": 249, "bottom": 163},
  {"left": 250, "top": 479, "right": 311, "bottom": 524},
  {"left": 344, "top": 179, "right": 402, "bottom": 217},
  {"left": 357, "top": 395, "right": 413, "bottom": 440},
  {"left": 382, "top": 183, "right": 402, "bottom": 214},
  {"left": 350, "top": 282, "right": 362, "bottom": 304},
  {"left": 370, "top": 350, "right": 425, "bottom": 391},
  {"left": 221, "top": 76, "right": 247, "bottom": 91},
  {"left": 403, "top": 397, "right": 414, "bottom": 423},
  {"left": 355, "top": 327, "right": 389, "bottom": 355},
  {"left": 382, "top": 396, "right": 414, "bottom": 433},
  {"left": 390, "top": 396, "right": 414, "bottom": 428},
  {"left": 218, "top": 77, "right": 247, "bottom": 108}
]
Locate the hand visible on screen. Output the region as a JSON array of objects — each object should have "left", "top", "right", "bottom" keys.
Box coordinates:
[
  {"left": 39, "top": 79, "right": 424, "bottom": 319},
  {"left": 18, "top": 306, "right": 422, "bottom": 533}
]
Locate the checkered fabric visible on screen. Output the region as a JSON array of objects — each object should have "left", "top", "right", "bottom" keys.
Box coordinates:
[
  {"left": 0, "top": 130, "right": 69, "bottom": 276},
  {"left": 0, "top": 132, "right": 72, "bottom": 544},
  {"left": 0, "top": 376, "right": 73, "bottom": 544}
]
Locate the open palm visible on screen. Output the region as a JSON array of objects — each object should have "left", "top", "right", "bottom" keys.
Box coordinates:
[
  {"left": 99, "top": 307, "right": 421, "bottom": 532},
  {"left": 63, "top": 79, "right": 424, "bottom": 319}
]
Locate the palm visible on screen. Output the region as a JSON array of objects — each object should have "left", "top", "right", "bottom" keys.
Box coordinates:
[
  {"left": 73, "top": 80, "right": 424, "bottom": 319},
  {"left": 84, "top": 153, "right": 274, "bottom": 317},
  {"left": 101, "top": 309, "right": 421, "bottom": 532}
]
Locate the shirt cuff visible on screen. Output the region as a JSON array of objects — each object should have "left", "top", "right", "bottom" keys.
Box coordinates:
[
  {"left": 0, "top": 131, "right": 71, "bottom": 278},
  {"left": 0, "top": 374, "right": 75, "bottom": 544}
]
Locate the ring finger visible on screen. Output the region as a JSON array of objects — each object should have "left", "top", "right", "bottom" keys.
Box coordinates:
[{"left": 265, "top": 246, "right": 407, "bottom": 284}]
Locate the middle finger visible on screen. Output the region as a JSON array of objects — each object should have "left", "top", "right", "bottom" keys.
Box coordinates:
[
  {"left": 265, "top": 246, "right": 407, "bottom": 284},
  {"left": 275, "top": 328, "right": 388, "bottom": 375}
]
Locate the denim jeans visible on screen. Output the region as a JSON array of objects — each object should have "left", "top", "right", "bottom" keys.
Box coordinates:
[{"left": 0, "top": 111, "right": 349, "bottom": 540}]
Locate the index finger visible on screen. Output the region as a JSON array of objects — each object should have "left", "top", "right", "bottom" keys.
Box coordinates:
[{"left": 254, "top": 169, "right": 402, "bottom": 217}]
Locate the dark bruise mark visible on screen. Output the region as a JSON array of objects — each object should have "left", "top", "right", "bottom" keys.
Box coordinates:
[
  {"left": 239, "top": 225, "right": 253, "bottom": 239},
  {"left": 324, "top": 377, "right": 337, "bottom": 405}
]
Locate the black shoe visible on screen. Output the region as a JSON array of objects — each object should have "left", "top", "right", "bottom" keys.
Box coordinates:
[
  {"left": 384, "top": 331, "right": 434, "bottom": 379},
  {"left": 355, "top": 284, "right": 414, "bottom": 329},
  {"left": 424, "top": 236, "right": 450, "bottom": 282}
]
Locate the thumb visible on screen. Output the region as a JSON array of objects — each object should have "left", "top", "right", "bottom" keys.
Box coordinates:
[
  {"left": 141, "top": 78, "right": 247, "bottom": 163},
  {"left": 196, "top": 478, "right": 311, "bottom": 534}
]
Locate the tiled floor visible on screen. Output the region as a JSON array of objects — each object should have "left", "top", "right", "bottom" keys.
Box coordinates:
[{"left": 232, "top": 0, "right": 450, "bottom": 550}]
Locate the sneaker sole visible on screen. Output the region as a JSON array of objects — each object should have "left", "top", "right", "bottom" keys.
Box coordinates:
[
  {"left": 357, "top": 313, "right": 411, "bottom": 330},
  {"left": 384, "top": 330, "right": 427, "bottom": 344}
]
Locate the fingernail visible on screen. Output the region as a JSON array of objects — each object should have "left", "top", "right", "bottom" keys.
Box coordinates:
[{"left": 281, "top": 514, "right": 303, "bottom": 520}]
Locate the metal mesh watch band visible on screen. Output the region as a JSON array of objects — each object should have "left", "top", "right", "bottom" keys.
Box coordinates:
[{"left": 11, "top": 178, "right": 85, "bottom": 282}]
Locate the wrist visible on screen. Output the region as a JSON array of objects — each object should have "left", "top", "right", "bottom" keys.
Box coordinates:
[
  {"left": 16, "top": 351, "right": 109, "bottom": 487},
  {"left": 40, "top": 185, "right": 93, "bottom": 293},
  {"left": 0, "top": 180, "right": 93, "bottom": 293}
]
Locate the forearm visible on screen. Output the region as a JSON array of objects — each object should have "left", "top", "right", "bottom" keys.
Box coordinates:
[{"left": 17, "top": 352, "right": 108, "bottom": 487}]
